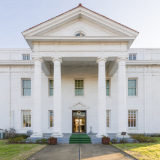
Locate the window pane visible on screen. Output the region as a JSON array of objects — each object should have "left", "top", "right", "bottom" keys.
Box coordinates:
[
  {"left": 106, "top": 88, "right": 109, "bottom": 96},
  {"left": 133, "top": 55, "right": 136, "bottom": 60},
  {"left": 22, "top": 111, "right": 31, "bottom": 127},
  {"left": 49, "top": 110, "right": 53, "bottom": 127},
  {"left": 75, "top": 80, "right": 84, "bottom": 96},
  {"left": 128, "top": 110, "right": 137, "bottom": 127},
  {"left": 50, "top": 88, "right": 53, "bottom": 96},
  {"left": 129, "top": 55, "right": 132, "bottom": 60}
]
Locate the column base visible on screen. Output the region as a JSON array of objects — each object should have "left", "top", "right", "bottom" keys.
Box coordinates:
[
  {"left": 51, "top": 132, "right": 64, "bottom": 138},
  {"left": 30, "top": 132, "right": 43, "bottom": 138},
  {"left": 116, "top": 132, "right": 130, "bottom": 138},
  {"left": 96, "top": 133, "right": 108, "bottom": 138}
]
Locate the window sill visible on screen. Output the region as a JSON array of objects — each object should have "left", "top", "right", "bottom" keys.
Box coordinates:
[
  {"left": 22, "top": 127, "right": 31, "bottom": 130},
  {"left": 128, "top": 127, "right": 138, "bottom": 130},
  {"left": 21, "top": 96, "right": 32, "bottom": 98},
  {"left": 127, "top": 96, "right": 138, "bottom": 98}
]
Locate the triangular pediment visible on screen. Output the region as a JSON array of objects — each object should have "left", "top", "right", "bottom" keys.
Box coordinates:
[
  {"left": 22, "top": 4, "right": 138, "bottom": 37},
  {"left": 69, "top": 102, "right": 90, "bottom": 109}
]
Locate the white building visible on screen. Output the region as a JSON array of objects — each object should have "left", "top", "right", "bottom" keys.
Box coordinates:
[{"left": 1, "top": 4, "right": 160, "bottom": 138}]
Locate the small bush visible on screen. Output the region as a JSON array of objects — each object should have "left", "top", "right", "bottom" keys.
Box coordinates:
[
  {"left": 119, "top": 138, "right": 128, "bottom": 143},
  {"left": 41, "top": 138, "right": 48, "bottom": 144},
  {"left": 35, "top": 139, "right": 41, "bottom": 144},
  {"left": 8, "top": 137, "right": 24, "bottom": 143},
  {"left": 150, "top": 134, "right": 160, "bottom": 137},
  {"left": 111, "top": 138, "right": 118, "bottom": 144},
  {"left": 109, "top": 142, "right": 112, "bottom": 145},
  {"left": 131, "top": 134, "right": 157, "bottom": 143},
  {"left": 14, "top": 134, "right": 29, "bottom": 139}
]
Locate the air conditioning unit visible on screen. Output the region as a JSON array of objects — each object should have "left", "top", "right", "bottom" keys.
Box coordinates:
[{"left": 0, "top": 130, "right": 4, "bottom": 139}]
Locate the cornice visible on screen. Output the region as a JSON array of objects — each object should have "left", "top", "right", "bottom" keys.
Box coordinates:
[
  {"left": 126, "top": 60, "right": 160, "bottom": 66},
  {"left": 0, "top": 60, "right": 34, "bottom": 65}
]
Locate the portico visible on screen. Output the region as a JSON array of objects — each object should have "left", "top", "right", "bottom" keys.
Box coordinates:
[{"left": 21, "top": 4, "right": 138, "bottom": 138}]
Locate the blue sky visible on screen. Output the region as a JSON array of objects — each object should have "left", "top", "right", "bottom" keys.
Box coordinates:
[{"left": 0, "top": 0, "right": 160, "bottom": 48}]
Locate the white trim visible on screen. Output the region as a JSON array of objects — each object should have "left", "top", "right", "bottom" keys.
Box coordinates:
[
  {"left": 69, "top": 102, "right": 90, "bottom": 109},
  {"left": 128, "top": 78, "right": 138, "bottom": 97},
  {"left": 21, "top": 110, "right": 31, "bottom": 129}
]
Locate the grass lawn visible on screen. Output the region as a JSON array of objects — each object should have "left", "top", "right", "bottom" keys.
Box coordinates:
[
  {"left": 0, "top": 140, "right": 47, "bottom": 160},
  {"left": 113, "top": 137, "right": 160, "bottom": 160}
]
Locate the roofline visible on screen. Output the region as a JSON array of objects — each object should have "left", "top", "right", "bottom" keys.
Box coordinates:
[{"left": 22, "top": 3, "right": 139, "bottom": 34}]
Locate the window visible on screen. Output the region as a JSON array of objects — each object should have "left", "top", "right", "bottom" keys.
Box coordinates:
[
  {"left": 128, "top": 79, "right": 137, "bottom": 96},
  {"left": 22, "top": 54, "right": 30, "bottom": 60},
  {"left": 128, "top": 110, "right": 137, "bottom": 127},
  {"left": 49, "top": 80, "right": 54, "bottom": 96},
  {"left": 22, "top": 110, "right": 31, "bottom": 127},
  {"left": 49, "top": 110, "right": 54, "bottom": 127},
  {"left": 129, "top": 54, "right": 136, "bottom": 60},
  {"left": 22, "top": 79, "right": 31, "bottom": 96},
  {"left": 106, "top": 80, "right": 110, "bottom": 96},
  {"left": 106, "top": 110, "right": 110, "bottom": 127},
  {"left": 75, "top": 80, "right": 84, "bottom": 96},
  {"left": 75, "top": 32, "right": 85, "bottom": 36}
]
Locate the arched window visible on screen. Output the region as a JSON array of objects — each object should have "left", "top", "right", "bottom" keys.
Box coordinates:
[{"left": 75, "top": 32, "right": 85, "bottom": 36}]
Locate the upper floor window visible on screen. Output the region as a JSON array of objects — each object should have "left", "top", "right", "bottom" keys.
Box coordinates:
[
  {"left": 106, "top": 80, "right": 110, "bottom": 96},
  {"left": 128, "top": 110, "right": 137, "bottom": 128},
  {"left": 22, "top": 110, "right": 31, "bottom": 127},
  {"left": 23, "top": 54, "right": 30, "bottom": 60},
  {"left": 75, "top": 32, "right": 85, "bottom": 36},
  {"left": 128, "top": 79, "right": 137, "bottom": 96},
  {"left": 75, "top": 80, "right": 84, "bottom": 96},
  {"left": 49, "top": 80, "right": 54, "bottom": 96},
  {"left": 129, "top": 54, "right": 136, "bottom": 60},
  {"left": 22, "top": 79, "right": 31, "bottom": 96}
]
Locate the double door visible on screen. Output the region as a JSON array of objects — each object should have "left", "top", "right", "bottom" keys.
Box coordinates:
[{"left": 72, "top": 110, "right": 86, "bottom": 133}]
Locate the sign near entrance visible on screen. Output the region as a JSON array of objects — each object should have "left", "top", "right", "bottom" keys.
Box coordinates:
[
  {"left": 121, "top": 132, "right": 126, "bottom": 135},
  {"left": 77, "top": 111, "right": 81, "bottom": 115}
]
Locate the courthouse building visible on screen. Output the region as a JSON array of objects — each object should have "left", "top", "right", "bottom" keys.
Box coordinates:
[{"left": 0, "top": 4, "right": 160, "bottom": 138}]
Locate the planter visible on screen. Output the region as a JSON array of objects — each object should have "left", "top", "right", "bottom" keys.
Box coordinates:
[
  {"left": 102, "top": 137, "right": 110, "bottom": 144},
  {"left": 49, "top": 138, "right": 57, "bottom": 145}
]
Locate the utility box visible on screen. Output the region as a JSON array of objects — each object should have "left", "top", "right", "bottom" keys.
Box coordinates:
[{"left": 0, "top": 129, "right": 4, "bottom": 139}]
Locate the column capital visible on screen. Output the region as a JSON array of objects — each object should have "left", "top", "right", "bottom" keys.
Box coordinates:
[
  {"left": 51, "top": 56, "right": 62, "bottom": 63},
  {"left": 31, "top": 55, "right": 43, "bottom": 62},
  {"left": 96, "top": 57, "right": 108, "bottom": 63},
  {"left": 117, "top": 56, "right": 128, "bottom": 63}
]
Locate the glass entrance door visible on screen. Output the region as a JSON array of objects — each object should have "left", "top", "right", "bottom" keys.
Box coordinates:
[{"left": 72, "top": 111, "right": 86, "bottom": 133}]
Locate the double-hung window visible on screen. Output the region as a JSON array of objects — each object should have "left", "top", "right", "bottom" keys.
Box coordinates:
[
  {"left": 106, "top": 110, "right": 110, "bottom": 127},
  {"left": 106, "top": 80, "right": 110, "bottom": 96},
  {"left": 22, "top": 110, "right": 31, "bottom": 127},
  {"left": 22, "top": 79, "right": 31, "bottom": 96},
  {"left": 129, "top": 54, "right": 136, "bottom": 60},
  {"left": 75, "top": 80, "right": 84, "bottom": 96},
  {"left": 49, "top": 110, "right": 54, "bottom": 127},
  {"left": 22, "top": 54, "right": 30, "bottom": 60},
  {"left": 128, "top": 110, "right": 137, "bottom": 128},
  {"left": 128, "top": 79, "right": 137, "bottom": 96},
  {"left": 49, "top": 80, "right": 54, "bottom": 96}
]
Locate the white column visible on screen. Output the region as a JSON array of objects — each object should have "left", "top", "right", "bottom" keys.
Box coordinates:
[
  {"left": 116, "top": 56, "right": 129, "bottom": 138},
  {"left": 96, "top": 57, "right": 108, "bottom": 138},
  {"left": 51, "top": 57, "right": 63, "bottom": 137},
  {"left": 31, "top": 56, "right": 43, "bottom": 137}
]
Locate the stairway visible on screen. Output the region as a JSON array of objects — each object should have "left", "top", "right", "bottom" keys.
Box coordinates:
[{"left": 69, "top": 134, "right": 92, "bottom": 144}]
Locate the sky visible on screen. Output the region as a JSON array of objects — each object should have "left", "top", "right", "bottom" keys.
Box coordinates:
[{"left": 0, "top": 0, "right": 160, "bottom": 48}]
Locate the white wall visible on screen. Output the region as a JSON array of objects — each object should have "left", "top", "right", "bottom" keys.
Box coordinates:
[{"left": 1, "top": 64, "right": 160, "bottom": 134}]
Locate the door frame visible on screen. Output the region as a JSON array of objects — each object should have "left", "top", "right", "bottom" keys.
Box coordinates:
[{"left": 72, "top": 110, "right": 86, "bottom": 133}]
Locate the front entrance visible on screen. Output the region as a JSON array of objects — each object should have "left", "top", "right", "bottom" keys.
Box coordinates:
[{"left": 72, "top": 110, "right": 86, "bottom": 133}]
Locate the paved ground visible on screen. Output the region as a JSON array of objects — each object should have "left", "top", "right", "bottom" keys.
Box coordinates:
[{"left": 27, "top": 144, "right": 136, "bottom": 160}]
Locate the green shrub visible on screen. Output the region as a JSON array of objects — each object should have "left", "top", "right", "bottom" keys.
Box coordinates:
[
  {"left": 109, "top": 142, "right": 112, "bottom": 145},
  {"left": 35, "top": 139, "right": 40, "bottom": 144},
  {"left": 8, "top": 137, "right": 24, "bottom": 143},
  {"left": 150, "top": 134, "right": 160, "bottom": 137},
  {"left": 131, "top": 134, "right": 157, "bottom": 143},
  {"left": 41, "top": 138, "right": 48, "bottom": 144},
  {"left": 119, "top": 138, "right": 128, "bottom": 143},
  {"left": 111, "top": 138, "right": 118, "bottom": 144}
]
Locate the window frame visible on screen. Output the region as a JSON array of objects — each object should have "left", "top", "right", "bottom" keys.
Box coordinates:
[
  {"left": 106, "top": 110, "right": 111, "bottom": 128},
  {"left": 48, "top": 110, "right": 54, "bottom": 128},
  {"left": 75, "top": 79, "right": 84, "bottom": 96},
  {"left": 21, "top": 110, "right": 31, "bottom": 128},
  {"left": 128, "top": 110, "right": 138, "bottom": 129},
  {"left": 129, "top": 54, "right": 137, "bottom": 60},
  {"left": 48, "top": 79, "right": 54, "bottom": 96},
  {"left": 22, "top": 54, "right": 30, "bottom": 60},
  {"left": 128, "top": 78, "right": 138, "bottom": 97},
  {"left": 106, "top": 79, "right": 111, "bottom": 96},
  {"left": 21, "top": 78, "right": 31, "bottom": 97}
]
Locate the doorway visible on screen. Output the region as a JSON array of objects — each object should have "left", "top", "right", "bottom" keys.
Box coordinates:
[{"left": 72, "top": 110, "right": 86, "bottom": 133}]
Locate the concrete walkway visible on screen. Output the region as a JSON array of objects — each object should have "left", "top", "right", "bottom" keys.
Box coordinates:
[{"left": 27, "top": 144, "right": 136, "bottom": 160}]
